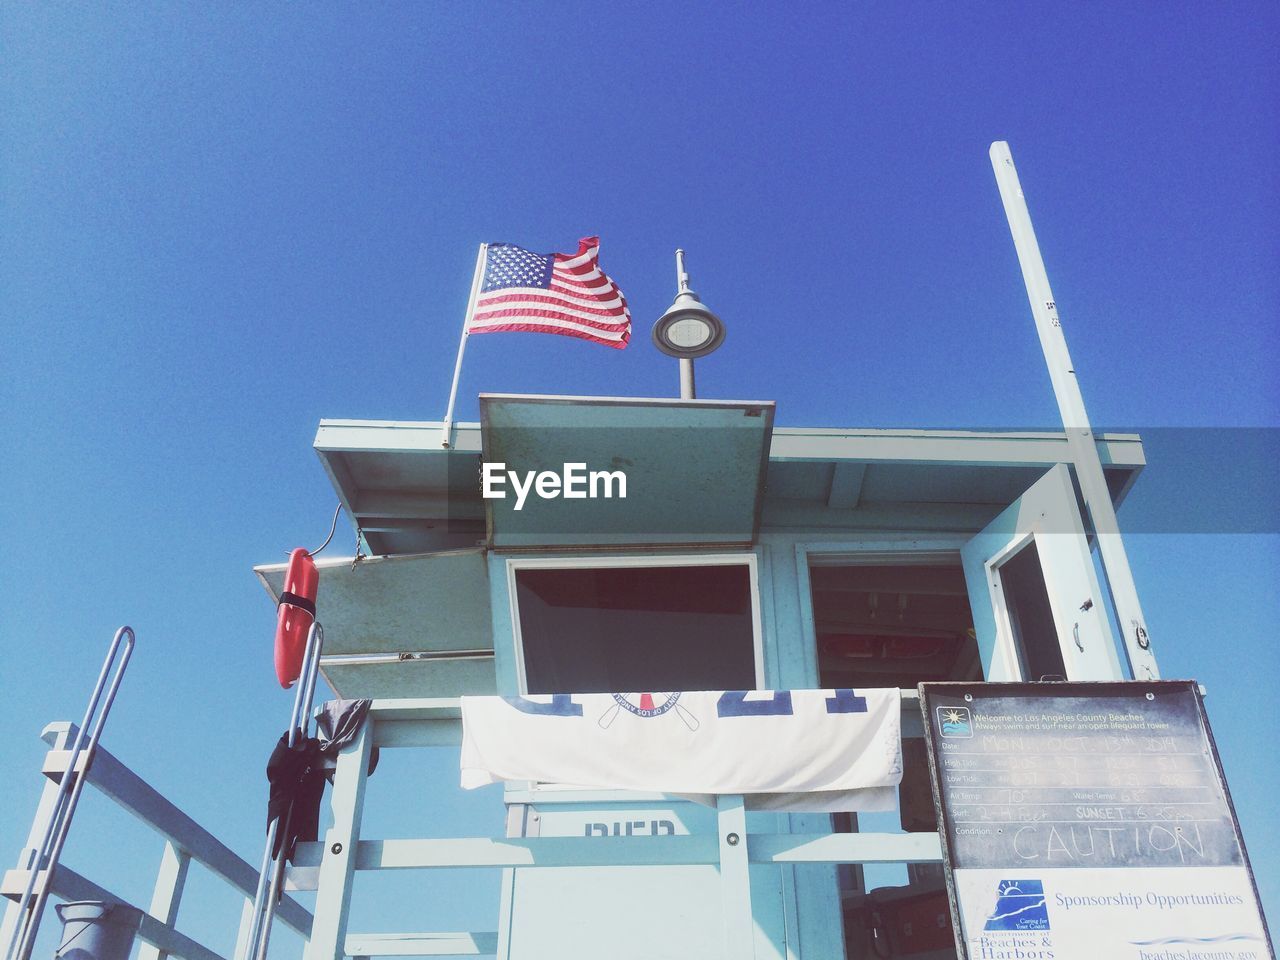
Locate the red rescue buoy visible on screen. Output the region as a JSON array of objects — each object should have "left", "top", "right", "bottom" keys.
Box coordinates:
[{"left": 274, "top": 548, "right": 318, "bottom": 688}]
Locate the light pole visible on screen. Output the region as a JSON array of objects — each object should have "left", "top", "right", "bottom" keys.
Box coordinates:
[{"left": 651, "top": 249, "right": 726, "bottom": 399}]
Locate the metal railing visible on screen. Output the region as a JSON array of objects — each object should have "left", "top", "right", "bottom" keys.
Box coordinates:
[
  {"left": 285, "top": 693, "right": 942, "bottom": 960},
  {"left": 5, "top": 682, "right": 940, "bottom": 960},
  {"left": 3, "top": 627, "right": 135, "bottom": 960},
  {"left": 0, "top": 722, "right": 314, "bottom": 960}
]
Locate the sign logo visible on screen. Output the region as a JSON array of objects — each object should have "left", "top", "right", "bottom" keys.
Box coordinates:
[
  {"left": 984, "top": 879, "right": 1050, "bottom": 932},
  {"left": 599, "top": 693, "right": 699, "bottom": 730},
  {"left": 938, "top": 705, "right": 973, "bottom": 738}
]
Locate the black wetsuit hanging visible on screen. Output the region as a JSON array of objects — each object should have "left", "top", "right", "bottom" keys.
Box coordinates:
[
  {"left": 264, "top": 698, "right": 378, "bottom": 862},
  {"left": 265, "top": 734, "right": 324, "bottom": 861}
]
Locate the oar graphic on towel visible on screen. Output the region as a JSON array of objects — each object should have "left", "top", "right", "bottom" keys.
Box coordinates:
[
  {"left": 672, "top": 700, "right": 699, "bottom": 731},
  {"left": 598, "top": 693, "right": 699, "bottom": 731},
  {"left": 597, "top": 701, "right": 623, "bottom": 728}
]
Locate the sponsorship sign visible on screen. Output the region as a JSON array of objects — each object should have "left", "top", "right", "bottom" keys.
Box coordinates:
[
  {"left": 921, "top": 681, "right": 1273, "bottom": 960},
  {"left": 460, "top": 688, "right": 902, "bottom": 811}
]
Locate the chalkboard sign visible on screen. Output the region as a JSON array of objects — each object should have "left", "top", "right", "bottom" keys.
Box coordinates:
[{"left": 920, "top": 681, "right": 1273, "bottom": 960}]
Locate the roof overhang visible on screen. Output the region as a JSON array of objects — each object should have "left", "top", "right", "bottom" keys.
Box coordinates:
[
  {"left": 762, "top": 427, "right": 1145, "bottom": 531},
  {"left": 314, "top": 419, "right": 485, "bottom": 556},
  {"left": 312, "top": 409, "right": 1144, "bottom": 554}
]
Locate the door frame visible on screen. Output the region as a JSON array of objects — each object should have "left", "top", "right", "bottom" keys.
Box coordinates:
[{"left": 962, "top": 463, "right": 1124, "bottom": 682}]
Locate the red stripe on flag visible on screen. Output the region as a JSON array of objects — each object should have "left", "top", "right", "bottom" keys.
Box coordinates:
[
  {"left": 474, "top": 293, "right": 627, "bottom": 318},
  {"left": 551, "top": 272, "right": 612, "bottom": 289},
  {"left": 476, "top": 293, "right": 624, "bottom": 320},
  {"left": 552, "top": 236, "right": 599, "bottom": 265},
  {"left": 469, "top": 321, "right": 629, "bottom": 349},
  {"left": 556, "top": 257, "right": 602, "bottom": 277},
  {"left": 471, "top": 306, "right": 630, "bottom": 332},
  {"left": 548, "top": 281, "right": 621, "bottom": 301},
  {"left": 477, "top": 285, "right": 625, "bottom": 309}
]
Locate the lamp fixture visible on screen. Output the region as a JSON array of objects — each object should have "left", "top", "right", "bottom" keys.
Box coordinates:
[{"left": 651, "top": 249, "right": 725, "bottom": 397}]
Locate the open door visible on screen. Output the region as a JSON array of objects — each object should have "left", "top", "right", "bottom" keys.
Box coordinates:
[{"left": 962, "top": 463, "right": 1123, "bottom": 682}]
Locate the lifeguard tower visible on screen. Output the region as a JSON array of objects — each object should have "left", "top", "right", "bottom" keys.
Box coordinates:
[{"left": 246, "top": 391, "right": 1149, "bottom": 960}]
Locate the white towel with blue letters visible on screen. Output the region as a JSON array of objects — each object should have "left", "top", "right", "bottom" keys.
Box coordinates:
[{"left": 460, "top": 688, "right": 902, "bottom": 812}]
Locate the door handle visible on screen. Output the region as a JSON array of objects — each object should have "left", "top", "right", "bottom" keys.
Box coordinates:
[{"left": 1073, "top": 622, "right": 1084, "bottom": 652}]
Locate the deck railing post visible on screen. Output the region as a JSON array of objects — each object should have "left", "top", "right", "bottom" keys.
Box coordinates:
[
  {"left": 231, "top": 900, "right": 255, "bottom": 960},
  {"left": 301, "top": 720, "right": 372, "bottom": 960},
  {"left": 0, "top": 727, "right": 76, "bottom": 952},
  {"left": 137, "top": 842, "right": 190, "bottom": 960},
  {"left": 716, "top": 794, "right": 755, "bottom": 960}
]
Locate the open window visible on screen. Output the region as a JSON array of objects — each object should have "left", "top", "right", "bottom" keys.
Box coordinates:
[
  {"left": 509, "top": 556, "right": 763, "bottom": 694},
  {"left": 962, "top": 463, "right": 1123, "bottom": 682},
  {"left": 811, "top": 560, "right": 981, "bottom": 691},
  {"left": 808, "top": 552, "right": 973, "bottom": 956},
  {"left": 811, "top": 465, "right": 1125, "bottom": 957}
]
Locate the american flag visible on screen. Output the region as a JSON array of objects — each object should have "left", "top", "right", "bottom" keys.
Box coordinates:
[{"left": 467, "top": 237, "right": 630, "bottom": 349}]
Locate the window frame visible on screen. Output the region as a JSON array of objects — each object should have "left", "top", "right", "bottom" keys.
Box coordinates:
[
  {"left": 795, "top": 538, "right": 971, "bottom": 688},
  {"left": 505, "top": 553, "right": 765, "bottom": 696}
]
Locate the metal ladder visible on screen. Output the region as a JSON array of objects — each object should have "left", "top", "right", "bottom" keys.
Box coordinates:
[
  {"left": 239, "top": 622, "right": 324, "bottom": 960},
  {"left": 2, "top": 626, "right": 136, "bottom": 960}
]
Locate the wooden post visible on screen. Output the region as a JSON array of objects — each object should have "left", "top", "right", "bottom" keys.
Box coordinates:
[
  {"left": 302, "top": 722, "right": 372, "bottom": 960},
  {"left": 137, "top": 842, "right": 190, "bottom": 960},
  {"left": 0, "top": 726, "right": 75, "bottom": 955},
  {"left": 716, "top": 794, "right": 755, "bottom": 959},
  {"left": 232, "top": 899, "right": 256, "bottom": 960}
]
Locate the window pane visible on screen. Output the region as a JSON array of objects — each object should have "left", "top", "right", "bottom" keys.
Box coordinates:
[{"left": 516, "top": 565, "right": 756, "bottom": 694}]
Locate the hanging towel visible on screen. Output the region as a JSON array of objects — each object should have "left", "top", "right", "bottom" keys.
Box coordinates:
[{"left": 460, "top": 689, "right": 902, "bottom": 812}]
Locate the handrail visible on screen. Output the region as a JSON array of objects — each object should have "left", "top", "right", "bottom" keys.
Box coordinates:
[
  {"left": 4, "top": 627, "right": 134, "bottom": 960},
  {"left": 292, "top": 689, "right": 939, "bottom": 960},
  {"left": 288, "top": 831, "right": 941, "bottom": 872},
  {"left": 344, "top": 932, "right": 498, "bottom": 958},
  {"left": 35, "top": 725, "right": 313, "bottom": 937},
  {"left": 2, "top": 719, "right": 315, "bottom": 960},
  {"left": 0, "top": 865, "right": 224, "bottom": 960},
  {"left": 286, "top": 690, "right": 941, "bottom": 896}
]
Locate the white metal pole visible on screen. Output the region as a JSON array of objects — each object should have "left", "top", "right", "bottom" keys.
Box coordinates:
[
  {"left": 440, "top": 243, "right": 488, "bottom": 448},
  {"left": 679, "top": 359, "right": 695, "bottom": 400},
  {"left": 675, "top": 250, "right": 696, "bottom": 399},
  {"left": 989, "top": 141, "right": 1160, "bottom": 681}
]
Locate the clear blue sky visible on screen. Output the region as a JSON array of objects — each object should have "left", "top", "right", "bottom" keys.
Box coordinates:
[{"left": 2, "top": 2, "right": 1276, "bottom": 954}]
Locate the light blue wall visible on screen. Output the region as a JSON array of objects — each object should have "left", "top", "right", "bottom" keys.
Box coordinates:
[
  {"left": 477, "top": 474, "right": 1117, "bottom": 957},
  {"left": 485, "top": 548, "right": 794, "bottom": 958},
  {"left": 479, "top": 538, "right": 876, "bottom": 958}
]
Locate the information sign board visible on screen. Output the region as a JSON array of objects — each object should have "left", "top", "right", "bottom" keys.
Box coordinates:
[{"left": 920, "top": 681, "right": 1273, "bottom": 960}]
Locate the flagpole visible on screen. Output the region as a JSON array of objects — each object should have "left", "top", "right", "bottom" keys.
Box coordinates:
[
  {"left": 441, "top": 243, "right": 488, "bottom": 448},
  {"left": 989, "top": 141, "right": 1159, "bottom": 681}
]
